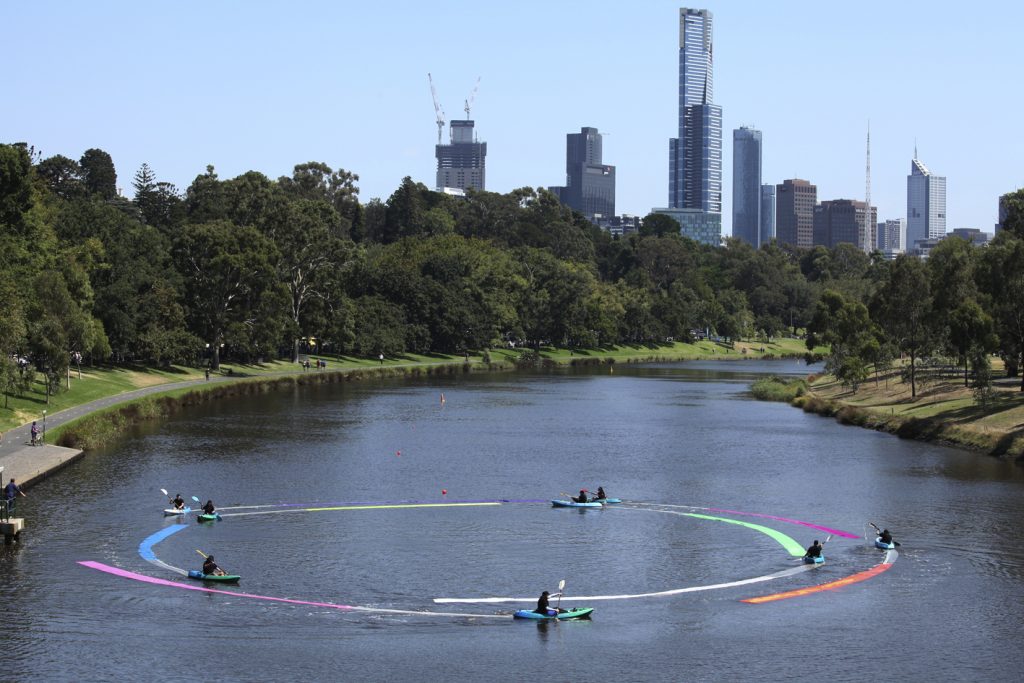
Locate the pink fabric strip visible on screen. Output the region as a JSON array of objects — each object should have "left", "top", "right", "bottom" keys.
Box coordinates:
[{"left": 705, "top": 508, "right": 860, "bottom": 539}]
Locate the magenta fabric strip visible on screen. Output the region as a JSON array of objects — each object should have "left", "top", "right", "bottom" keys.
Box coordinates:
[
  {"left": 78, "top": 561, "right": 356, "bottom": 610},
  {"left": 705, "top": 508, "right": 860, "bottom": 539}
]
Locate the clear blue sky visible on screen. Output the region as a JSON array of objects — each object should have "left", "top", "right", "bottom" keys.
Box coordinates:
[{"left": 4, "top": 1, "right": 1021, "bottom": 234}]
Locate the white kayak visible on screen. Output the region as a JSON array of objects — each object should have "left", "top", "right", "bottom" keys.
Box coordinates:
[{"left": 163, "top": 507, "right": 191, "bottom": 516}]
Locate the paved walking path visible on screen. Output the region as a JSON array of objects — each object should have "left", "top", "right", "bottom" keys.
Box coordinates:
[{"left": 0, "top": 374, "right": 237, "bottom": 490}]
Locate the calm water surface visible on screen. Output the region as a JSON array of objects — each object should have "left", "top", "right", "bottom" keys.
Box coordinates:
[{"left": 2, "top": 360, "right": 1023, "bottom": 682}]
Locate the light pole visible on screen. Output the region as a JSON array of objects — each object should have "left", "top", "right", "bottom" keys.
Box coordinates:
[{"left": 42, "top": 410, "right": 47, "bottom": 444}]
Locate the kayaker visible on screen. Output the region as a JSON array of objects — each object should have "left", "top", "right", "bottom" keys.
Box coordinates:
[
  {"left": 202, "top": 500, "right": 216, "bottom": 515},
  {"left": 534, "top": 590, "right": 563, "bottom": 615},
  {"left": 202, "top": 555, "right": 226, "bottom": 576},
  {"left": 171, "top": 494, "right": 186, "bottom": 510},
  {"left": 595, "top": 486, "right": 607, "bottom": 500},
  {"left": 574, "top": 489, "right": 589, "bottom": 503},
  {"left": 804, "top": 540, "right": 823, "bottom": 558},
  {"left": 870, "top": 522, "right": 894, "bottom": 544}
]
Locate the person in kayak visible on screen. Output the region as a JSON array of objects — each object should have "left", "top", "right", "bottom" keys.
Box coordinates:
[
  {"left": 870, "top": 522, "right": 894, "bottom": 544},
  {"left": 202, "top": 555, "right": 226, "bottom": 576},
  {"left": 202, "top": 500, "right": 216, "bottom": 515},
  {"left": 534, "top": 590, "right": 564, "bottom": 615},
  {"left": 804, "top": 540, "right": 823, "bottom": 558},
  {"left": 595, "top": 486, "right": 607, "bottom": 500},
  {"left": 171, "top": 494, "right": 186, "bottom": 510},
  {"left": 574, "top": 489, "right": 589, "bottom": 503}
]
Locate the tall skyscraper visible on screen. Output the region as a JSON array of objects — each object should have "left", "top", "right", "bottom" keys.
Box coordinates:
[
  {"left": 668, "top": 8, "right": 721, "bottom": 235},
  {"left": 775, "top": 179, "right": 817, "bottom": 248},
  {"left": 550, "top": 127, "right": 616, "bottom": 223},
  {"left": 813, "top": 199, "right": 877, "bottom": 249},
  {"left": 436, "top": 119, "right": 486, "bottom": 192},
  {"left": 732, "top": 127, "right": 762, "bottom": 246},
  {"left": 906, "top": 156, "right": 946, "bottom": 250},
  {"left": 760, "top": 184, "right": 776, "bottom": 245}
]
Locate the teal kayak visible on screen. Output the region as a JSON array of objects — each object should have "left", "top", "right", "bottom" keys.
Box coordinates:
[
  {"left": 874, "top": 537, "right": 896, "bottom": 550},
  {"left": 197, "top": 513, "right": 221, "bottom": 523},
  {"left": 163, "top": 507, "right": 191, "bottom": 516},
  {"left": 551, "top": 500, "right": 602, "bottom": 508},
  {"left": 513, "top": 607, "right": 593, "bottom": 620},
  {"left": 187, "top": 570, "right": 240, "bottom": 583},
  {"left": 803, "top": 555, "right": 825, "bottom": 564},
  {"left": 590, "top": 498, "right": 621, "bottom": 504}
]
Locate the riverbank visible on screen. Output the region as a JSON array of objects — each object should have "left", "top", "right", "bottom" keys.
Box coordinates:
[
  {"left": 0, "top": 337, "right": 820, "bottom": 490},
  {"left": 781, "top": 369, "right": 1024, "bottom": 460}
]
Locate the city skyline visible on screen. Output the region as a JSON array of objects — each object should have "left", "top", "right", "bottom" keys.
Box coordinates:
[{"left": 3, "top": 1, "right": 1021, "bottom": 235}]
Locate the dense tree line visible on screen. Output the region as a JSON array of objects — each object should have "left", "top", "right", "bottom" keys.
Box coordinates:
[{"left": 2, "top": 141, "right": 1023, "bottom": 406}]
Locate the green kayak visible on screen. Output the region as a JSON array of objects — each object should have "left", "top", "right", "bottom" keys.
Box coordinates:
[
  {"left": 188, "top": 570, "right": 240, "bottom": 583},
  {"left": 513, "top": 607, "right": 594, "bottom": 620}
]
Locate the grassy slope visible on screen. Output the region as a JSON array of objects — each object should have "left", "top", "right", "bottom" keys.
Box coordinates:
[{"left": 804, "top": 365, "right": 1024, "bottom": 456}]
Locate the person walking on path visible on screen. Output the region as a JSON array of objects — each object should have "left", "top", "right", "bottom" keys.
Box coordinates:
[
  {"left": 5, "top": 478, "right": 26, "bottom": 514},
  {"left": 379, "top": 353, "right": 384, "bottom": 365},
  {"left": 30, "top": 421, "right": 39, "bottom": 446}
]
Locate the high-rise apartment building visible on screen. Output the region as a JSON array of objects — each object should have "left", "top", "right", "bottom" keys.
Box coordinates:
[
  {"left": 732, "top": 127, "right": 761, "bottom": 246},
  {"left": 878, "top": 218, "right": 906, "bottom": 255},
  {"left": 906, "top": 157, "right": 946, "bottom": 251},
  {"left": 775, "top": 179, "right": 817, "bottom": 248},
  {"left": 668, "top": 8, "right": 721, "bottom": 228},
  {"left": 436, "top": 120, "right": 486, "bottom": 192},
  {"left": 760, "top": 184, "right": 776, "bottom": 245},
  {"left": 550, "top": 127, "right": 616, "bottom": 223},
  {"left": 813, "top": 199, "right": 877, "bottom": 249}
]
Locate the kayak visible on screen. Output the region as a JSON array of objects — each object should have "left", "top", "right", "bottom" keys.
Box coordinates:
[
  {"left": 187, "top": 570, "right": 240, "bottom": 583},
  {"left": 513, "top": 607, "right": 594, "bottom": 621},
  {"left": 874, "top": 537, "right": 896, "bottom": 550},
  {"left": 590, "top": 498, "right": 621, "bottom": 504},
  {"left": 551, "top": 500, "right": 602, "bottom": 508},
  {"left": 196, "top": 513, "right": 222, "bottom": 523},
  {"left": 163, "top": 507, "right": 191, "bottom": 516},
  {"left": 803, "top": 555, "right": 825, "bottom": 564}
]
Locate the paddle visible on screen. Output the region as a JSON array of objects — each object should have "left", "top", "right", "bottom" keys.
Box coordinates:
[{"left": 554, "top": 579, "right": 566, "bottom": 613}]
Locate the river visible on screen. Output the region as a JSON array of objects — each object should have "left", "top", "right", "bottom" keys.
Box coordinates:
[{"left": 2, "top": 360, "right": 1022, "bottom": 681}]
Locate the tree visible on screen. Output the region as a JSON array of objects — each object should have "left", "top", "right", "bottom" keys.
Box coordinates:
[
  {"left": 36, "top": 155, "right": 86, "bottom": 200},
  {"left": 173, "top": 221, "right": 279, "bottom": 370},
  {"left": 978, "top": 232, "right": 1024, "bottom": 390},
  {"left": 1000, "top": 189, "right": 1024, "bottom": 239},
  {"left": 0, "top": 143, "right": 34, "bottom": 230},
  {"left": 639, "top": 213, "right": 680, "bottom": 238},
  {"left": 872, "top": 256, "right": 933, "bottom": 398},
  {"left": 79, "top": 148, "right": 117, "bottom": 199},
  {"left": 948, "top": 301, "right": 997, "bottom": 386}
]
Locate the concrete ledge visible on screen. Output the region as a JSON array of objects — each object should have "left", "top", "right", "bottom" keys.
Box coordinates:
[{"left": 1, "top": 445, "right": 85, "bottom": 490}]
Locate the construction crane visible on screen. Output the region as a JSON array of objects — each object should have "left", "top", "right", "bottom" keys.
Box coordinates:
[
  {"left": 464, "top": 76, "right": 481, "bottom": 120},
  {"left": 428, "top": 73, "right": 446, "bottom": 144}
]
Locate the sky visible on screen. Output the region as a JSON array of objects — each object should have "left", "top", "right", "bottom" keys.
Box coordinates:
[{"left": 3, "top": 0, "right": 1022, "bottom": 235}]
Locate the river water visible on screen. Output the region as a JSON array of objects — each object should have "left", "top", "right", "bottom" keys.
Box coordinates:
[{"left": 2, "top": 360, "right": 1023, "bottom": 681}]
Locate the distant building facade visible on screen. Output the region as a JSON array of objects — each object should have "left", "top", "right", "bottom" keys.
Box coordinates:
[
  {"left": 775, "top": 179, "right": 817, "bottom": 248},
  {"left": 651, "top": 207, "right": 722, "bottom": 246},
  {"left": 906, "top": 157, "right": 946, "bottom": 250},
  {"left": 760, "top": 184, "right": 776, "bottom": 245},
  {"left": 812, "top": 199, "right": 877, "bottom": 249},
  {"left": 550, "top": 127, "right": 616, "bottom": 223},
  {"left": 596, "top": 214, "right": 641, "bottom": 238},
  {"left": 949, "top": 227, "right": 991, "bottom": 246},
  {"left": 436, "top": 120, "right": 486, "bottom": 192},
  {"left": 668, "top": 8, "right": 722, "bottom": 228},
  {"left": 732, "top": 126, "right": 762, "bottom": 246},
  {"left": 877, "top": 218, "right": 906, "bottom": 256}
]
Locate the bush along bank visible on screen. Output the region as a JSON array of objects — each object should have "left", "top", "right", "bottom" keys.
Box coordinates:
[
  {"left": 750, "top": 376, "right": 808, "bottom": 402},
  {"left": 791, "top": 393, "right": 1024, "bottom": 461}
]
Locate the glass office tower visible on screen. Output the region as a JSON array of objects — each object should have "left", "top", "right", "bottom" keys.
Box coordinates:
[
  {"left": 906, "top": 157, "right": 946, "bottom": 251},
  {"left": 732, "top": 127, "right": 762, "bottom": 246}
]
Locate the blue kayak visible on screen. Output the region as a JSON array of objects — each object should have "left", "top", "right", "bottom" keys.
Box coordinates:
[
  {"left": 163, "top": 507, "right": 191, "bottom": 516},
  {"left": 551, "top": 500, "right": 602, "bottom": 508},
  {"left": 803, "top": 555, "right": 825, "bottom": 564},
  {"left": 513, "top": 607, "right": 593, "bottom": 620},
  {"left": 590, "top": 498, "right": 621, "bottom": 504},
  {"left": 874, "top": 537, "right": 896, "bottom": 550}
]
